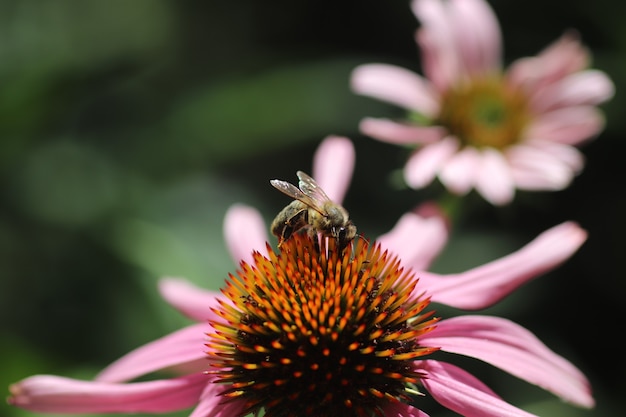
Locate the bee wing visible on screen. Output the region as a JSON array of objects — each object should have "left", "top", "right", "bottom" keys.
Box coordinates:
[
  {"left": 296, "top": 171, "right": 333, "bottom": 210},
  {"left": 270, "top": 178, "right": 321, "bottom": 212}
]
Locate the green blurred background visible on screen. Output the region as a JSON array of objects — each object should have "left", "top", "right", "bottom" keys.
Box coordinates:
[{"left": 1, "top": 1, "right": 624, "bottom": 416}]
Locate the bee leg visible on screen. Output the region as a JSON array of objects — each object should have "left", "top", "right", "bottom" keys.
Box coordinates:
[
  {"left": 277, "top": 208, "right": 308, "bottom": 249},
  {"left": 304, "top": 227, "right": 322, "bottom": 253},
  {"left": 278, "top": 224, "right": 297, "bottom": 248}
]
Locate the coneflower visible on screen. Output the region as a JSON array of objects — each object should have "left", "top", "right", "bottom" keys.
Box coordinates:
[
  {"left": 351, "top": 0, "right": 614, "bottom": 205},
  {"left": 7, "top": 136, "right": 595, "bottom": 416}
]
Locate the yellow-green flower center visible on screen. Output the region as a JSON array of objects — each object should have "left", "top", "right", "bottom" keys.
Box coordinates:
[{"left": 436, "top": 77, "right": 530, "bottom": 149}]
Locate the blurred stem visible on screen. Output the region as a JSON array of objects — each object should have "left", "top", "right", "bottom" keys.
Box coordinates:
[{"left": 437, "top": 191, "right": 464, "bottom": 228}]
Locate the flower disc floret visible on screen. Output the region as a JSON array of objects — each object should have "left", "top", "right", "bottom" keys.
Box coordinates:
[
  {"left": 437, "top": 77, "right": 531, "bottom": 149},
  {"left": 207, "top": 234, "right": 439, "bottom": 417}
]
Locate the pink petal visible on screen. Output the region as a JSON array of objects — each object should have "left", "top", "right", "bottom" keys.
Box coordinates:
[
  {"left": 421, "top": 316, "right": 594, "bottom": 408},
  {"left": 507, "top": 144, "right": 582, "bottom": 190},
  {"left": 203, "top": 400, "right": 246, "bottom": 417},
  {"left": 417, "top": 360, "right": 538, "bottom": 417},
  {"left": 351, "top": 64, "right": 439, "bottom": 117},
  {"left": 376, "top": 206, "right": 449, "bottom": 271},
  {"left": 524, "top": 140, "right": 584, "bottom": 172},
  {"left": 529, "top": 69, "right": 614, "bottom": 113},
  {"left": 438, "top": 146, "right": 481, "bottom": 195},
  {"left": 223, "top": 204, "right": 269, "bottom": 266},
  {"left": 412, "top": 0, "right": 460, "bottom": 91},
  {"left": 383, "top": 401, "right": 430, "bottom": 417},
  {"left": 422, "top": 222, "right": 586, "bottom": 309},
  {"left": 524, "top": 105, "right": 606, "bottom": 145},
  {"left": 507, "top": 32, "right": 589, "bottom": 91},
  {"left": 359, "top": 117, "right": 447, "bottom": 145},
  {"left": 449, "top": 0, "right": 501, "bottom": 75},
  {"left": 8, "top": 373, "right": 209, "bottom": 414},
  {"left": 95, "top": 323, "right": 209, "bottom": 383},
  {"left": 404, "top": 136, "right": 459, "bottom": 189},
  {"left": 312, "top": 135, "right": 355, "bottom": 204},
  {"left": 191, "top": 383, "right": 246, "bottom": 417},
  {"left": 158, "top": 278, "right": 223, "bottom": 322},
  {"left": 474, "top": 148, "right": 515, "bottom": 205}
]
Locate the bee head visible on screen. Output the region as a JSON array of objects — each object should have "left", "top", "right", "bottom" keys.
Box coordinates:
[{"left": 334, "top": 222, "right": 357, "bottom": 245}]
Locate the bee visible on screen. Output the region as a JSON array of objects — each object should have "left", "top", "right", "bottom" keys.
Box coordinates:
[{"left": 270, "top": 170, "right": 357, "bottom": 250}]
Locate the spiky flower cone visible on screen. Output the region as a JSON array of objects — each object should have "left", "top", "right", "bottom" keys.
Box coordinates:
[{"left": 207, "top": 234, "right": 439, "bottom": 417}]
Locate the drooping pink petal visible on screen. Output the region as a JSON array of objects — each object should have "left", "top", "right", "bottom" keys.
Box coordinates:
[
  {"left": 312, "top": 135, "right": 355, "bottom": 204},
  {"left": 422, "top": 221, "right": 586, "bottom": 310},
  {"left": 529, "top": 69, "right": 614, "bottom": 113},
  {"left": 351, "top": 64, "right": 439, "bottom": 117},
  {"left": 523, "top": 105, "right": 605, "bottom": 145},
  {"left": 190, "top": 382, "right": 245, "bottom": 417},
  {"left": 507, "top": 144, "right": 582, "bottom": 191},
  {"left": 383, "top": 401, "right": 430, "bottom": 417},
  {"left": 203, "top": 399, "right": 246, "bottom": 417},
  {"left": 376, "top": 207, "right": 449, "bottom": 271},
  {"left": 404, "top": 136, "right": 459, "bottom": 189},
  {"left": 507, "top": 32, "right": 589, "bottom": 91},
  {"left": 421, "top": 316, "right": 594, "bottom": 408},
  {"left": 224, "top": 204, "right": 269, "bottom": 265},
  {"left": 438, "top": 146, "right": 481, "bottom": 195},
  {"left": 8, "top": 373, "right": 209, "bottom": 414},
  {"left": 412, "top": 0, "right": 461, "bottom": 91},
  {"left": 359, "top": 117, "right": 447, "bottom": 145},
  {"left": 474, "top": 148, "right": 515, "bottom": 205},
  {"left": 417, "top": 360, "right": 538, "bottom": 417},
  {"left": 95, "top": 322, "right": 209, "bottom": 383},
  {"left": 159, "top": 278, "right": 223, "bottom": 322},
  {"left": 449, "top": 0, "right": 502, "bottom": 76}
]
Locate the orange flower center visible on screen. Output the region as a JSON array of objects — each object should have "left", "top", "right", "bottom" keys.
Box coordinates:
[{"left": 207, "top": 234, "right": 439, "bottom": 417}]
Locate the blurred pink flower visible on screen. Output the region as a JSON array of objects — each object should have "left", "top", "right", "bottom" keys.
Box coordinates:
[
  {"left": 8, "top": 136, "right": 593, "bottom": 416},
  {"left": 351, "top": 0, "right": 614, "bottom": 205}
]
